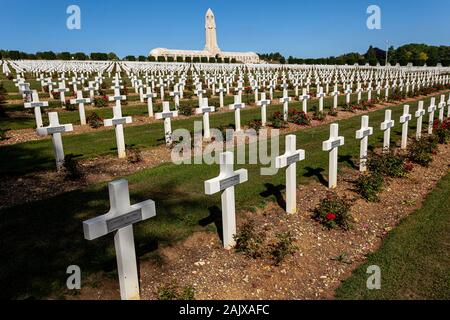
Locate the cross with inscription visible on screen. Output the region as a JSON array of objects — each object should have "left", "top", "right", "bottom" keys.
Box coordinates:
[
  {"left": 105, "top": 88, "right": 132, "bottom": 158},
  {"left": 169, "top": 83, "right": 182, "bottom": 110},
  {"left": 24, "top": 90, "right": 48, "bottom": 128},
  {"left": 316, "top": 86, "right": 326, "bottom": 112},
  {"left": 381, "top": 110, "right": 395, "bottom": 152},
  {"left": 229, "top": 95, "right": 246, "bottom": 132},
  {"left": 415, "top": 101, "right": 426, "bottom": 140},
  {"left": 279, "top": 91, "right": 292, "bottom": 121},
  {"left": 69, "top": 91, "right": 91, "bottom": 126},
  {"left": 155, "top": 102, "right": 179, "bottom": 145},
  {"left": 84, "top": 81, "right": 96, "bottom": 104},
  {"left": 438, "top": 95, "right": 446, "bottom": 122},
  {"left": 256, "top": 92, "right": 271, "bottom": 126},
  {"left": 355, "top": 115, "right": 373, "bottom": 172},
  {"left": 299, "top": 88, "right": 311, "bottom": 113},
  {"left": 83, "top": 179, "right": 156, "bottom": 300},
  {"left": 275, "top": 135, "right": 306, "bottom": 214},
  {"left": 427, "top": 97, "right": 437, "bottom": 134},
  {"left": 216, "top": 81, "right": 226, "bottom": 109},
  {"left": 204, "top": 152, "right": 248, "bottom": 249},
  {"left": 143, "top": 86, "right": 157, "bottom": 117},
  {"left": 344, "top": 84, "right": 352, "bottom": 105},
  {"left": 36, "top": 112, "right": 73, "bottom": 170},
  {"left": 400, "top": 105, "right": 412, "bottom": 150},
  {"left": 331, "top": 84, "right": 340, "bottom": 111},
  {"left": 195, "top": 98, "right": 216, "bottom": 140},
  {"left": 54, "top": 82, "right": 70, "bottom": 106},
  {"left": 322, "top": 123, "right": 345, "bottom": 189}
]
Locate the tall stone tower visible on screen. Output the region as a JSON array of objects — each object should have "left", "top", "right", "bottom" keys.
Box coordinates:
[{"left": 204, "top": 8, "right": 221, "bottom": 55}]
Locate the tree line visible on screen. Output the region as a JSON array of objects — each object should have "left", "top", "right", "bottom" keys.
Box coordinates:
[{"left": 259, "top": 44, "right": 450, "bottom": 67}]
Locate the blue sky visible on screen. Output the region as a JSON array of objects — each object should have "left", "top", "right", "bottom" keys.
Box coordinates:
[{"left": 1, "top": 0, "right": 449, "bottom": 58}]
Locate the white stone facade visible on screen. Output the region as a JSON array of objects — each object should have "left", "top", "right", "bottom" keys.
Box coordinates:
[{"left": 149, "top": 9, "right": 260, "bottom": 64}]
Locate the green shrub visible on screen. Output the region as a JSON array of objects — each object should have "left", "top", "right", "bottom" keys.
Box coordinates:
[
  {"left": 269, "top": 112, "right": 288, "bottom": 128},
  {"left": 86, "top": 112, "right": 103, "bottom": 129},
  {"left": 93, "top": 96, "right": 108, "bottom": 108},
  {"left": 313, "top": 192, "right": 353, "bottom": 230},
  {"left": 270, "top": 232, "right": 298, "bottom": 266},
  {"left": 367, "top": 151, "right": 408, "bottom": 178},
  {"left": 288, "top": 110, "right": 310, "bottom": 125},
  {"left": 156, "top": 281, "right": 195, "bottom": 300},
  {"left": 433, "top": 119, "right": 450, "bottom": 144},
  {"left": 355, "top": 173, "right": 384, "bottom": 202},
  {"left": 407, "top": 136, "right": 439, "bottom": 167},
  {"left": 178, "top": 104, "right": 194, "bottom": 116},
  {"left": 246, "top": 120, "right": 263, "bottom": 132},
  {"left": 234, "top": 221, "right": 265, "bottom": 259}
]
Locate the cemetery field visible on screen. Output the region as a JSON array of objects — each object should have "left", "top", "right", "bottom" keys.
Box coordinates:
[
  {"left": 1, "top": 92, "right": 448, "bottom": 209},
  {"left": 335, "top": 171, "right": 450, "bottom": 300},
  {"left": 0, "top": 91, "right": 447, "bottom": 178},
  {"left": 1, "top": 90, "right": 449, "bottom": 299}
]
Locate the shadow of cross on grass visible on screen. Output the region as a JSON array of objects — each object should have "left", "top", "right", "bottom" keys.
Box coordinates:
[
  {"left": 199, "top": 206, "right": 224, "bottom": 243},
  {"left": 259, "top": 183, "right": 286, "bottom": 210},
  {"left": 303, "top": 167, "right": 328, "bottom": 187}
]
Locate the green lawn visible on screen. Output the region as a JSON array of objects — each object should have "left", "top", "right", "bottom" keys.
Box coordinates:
[
  {"left": 335, "top": 172, "right": 450, "bottom": 300},
  {"left": 2, "top": 91, "right": 444, "bottom": 176},
  {"left": 0, "top": 92, "right": 447, "bottom": 299}
]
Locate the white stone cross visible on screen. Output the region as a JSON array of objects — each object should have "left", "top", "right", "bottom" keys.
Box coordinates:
[
  {"left": 155, "top": 102, "right": 179, "bottom": 145},
  {"left": 331, "top": 84, "right": 340, "bottom": 111},
  {"left": 316, "top": 86, "right": 326, "bottom": 112},
  {"left": 143, "top": 87, "right": 157, "bottom": 117},
  {"left": 70, "top": 91, "right": 91, "bottom": 126},
  {"left": 36, "top": 112, "right": 73, "bottom": 170},
  {"left": 83, "top": 179, "right": 156, "bottom": 300},
  {"left": 195, "top": 83, "right": 206, "bottom": 102},
  {"left": 196, "top": 98, "right": 216, "bottom": 140},
  {"left": 356, "top": 83, "right": 363, "bottom": 104},
  {"left": 204, "top": 152, "right": 248, "bottom": 249},
  {"left": 427, "top": 97, "right": 437, "bottom": 134},
  {"left": 24, "top": 90, "right": 48, "bottom": 128},
  {"left": 46, "top": 78, "right": 57, "bottom": 99},
  {"left": 400, "top": 105, "right": 412, "bottom": 150},
  {"left": 69, "top": 77, "right": 80, "bottom": 94},
  {"left": 105, "top": 88, "right": 132, "bottom": 158},
  {"left": 216, "top": 82, "right": 226, "bottom": 109},
  {"left": 299, "top": 88, "right": 311, "bottom": 113},
  {"left": 136, "top": 80, "right": 145, "bottom": 103},
  {"left": 447, "top": 94, "right": 450, "bottom": 118},
  {"left": 256, "top": 92, "right": 271, "bottom": 126},
  {"left": 355, "top": 115, "right": 373, "bottom": 172},
  {"left": 345, "top": 84, "right": 352, "bottom": 105},
  {"left": 54, "top": 82, "right": 70, "bottom": 106},
  {"left": 322, "top": 123, "right": 345, "bottom": 189},
  {"left": 415, "top": 101, "right": 426, "bottom": 140},
  {"left": 267, "top": 81, "right": 276, "bottom": 101},
  {"left": 279, "top": 91, "right": 292, "bottom": 121},
  {"left": 229, "top": 95, "right": 246, "bottom": 132},
  {"left": 84, "top": 81, "right": 96, "bottom": 103},
  {"left": 438, "top": 95, "right": 445, "bottom": 122},
  {"left": 169, "top": 84, "right": 182, "bottom": 110},
  {"left": 381, "top": 110, "right": 395, "bottom": 151},
  {"left": 275, "top": 135, "right": 305, "bottom": 214}
]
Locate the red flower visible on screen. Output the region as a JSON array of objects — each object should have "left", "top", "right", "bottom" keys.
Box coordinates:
[{"left": 326, "top": 212, "right": 336, "bottom": 221}]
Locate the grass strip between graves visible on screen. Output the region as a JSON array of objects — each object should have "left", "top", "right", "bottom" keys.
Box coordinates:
[
  {"left": 335, "top": 172, "right": 450, "bottom": 300},
  {"left": 0, "top": 92, "right": 447, "bottom": 176},
  {"left": 0, "top": 92, "right": 448, "bottom": 299}
]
